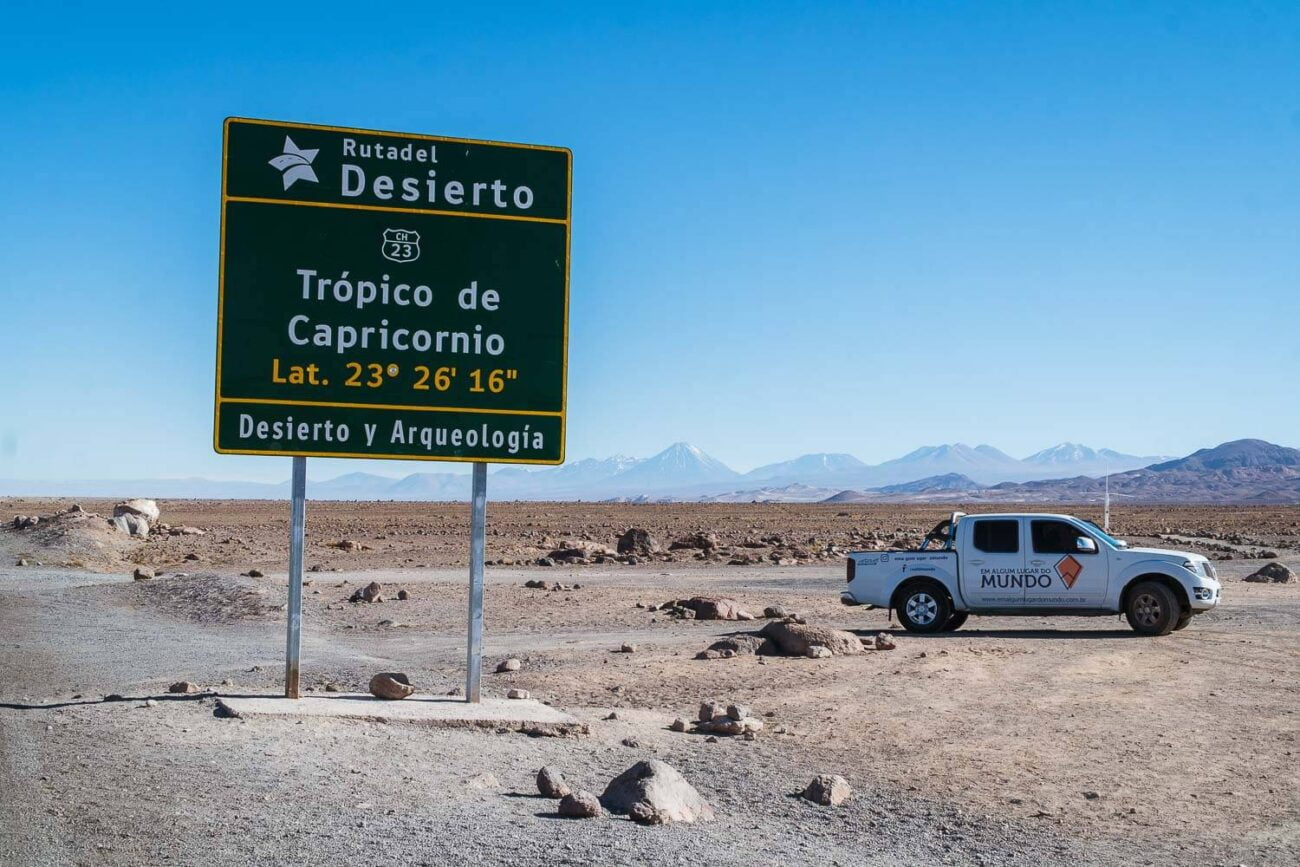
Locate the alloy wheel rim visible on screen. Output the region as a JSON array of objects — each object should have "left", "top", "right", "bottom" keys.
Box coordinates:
[
  {"left": 907, "top": 592, "right": 938, "bottom": 625},
  {"left": 1134, "top": 592, "right": 1162, "bottom": 627}
]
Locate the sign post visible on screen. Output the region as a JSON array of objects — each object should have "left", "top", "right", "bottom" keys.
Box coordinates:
[
  {"left": 216, "top": 118, "right": 570, "bottom": 700},
  {"left": 284, "top": 456, "right": 307, "bottom": 698},
  {"left": 466, "top": 462, "right": 487, "bottom": 701}
]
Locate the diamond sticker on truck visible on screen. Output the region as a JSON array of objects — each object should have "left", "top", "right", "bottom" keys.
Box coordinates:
[{"left": 1055, "top": 555, "right": 1083, "bottom": 589}]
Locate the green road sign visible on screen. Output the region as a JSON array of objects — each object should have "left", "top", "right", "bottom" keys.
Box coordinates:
[{"left": 215, "top": 118, "right": 571, "bottom": 464}]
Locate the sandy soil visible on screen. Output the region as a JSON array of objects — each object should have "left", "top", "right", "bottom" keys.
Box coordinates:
[{"left": 1, "top": 501, "right": 1297, "bottom": 865}]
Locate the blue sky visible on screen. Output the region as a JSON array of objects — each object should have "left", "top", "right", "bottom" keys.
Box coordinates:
[{"left": 1, "top": 1, "right": 1297, "bottom": 482}]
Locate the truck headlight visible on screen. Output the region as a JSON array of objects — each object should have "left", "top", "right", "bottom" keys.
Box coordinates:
[{"left": 1181, "top": 560, "right": 1200, "bottom": 573}]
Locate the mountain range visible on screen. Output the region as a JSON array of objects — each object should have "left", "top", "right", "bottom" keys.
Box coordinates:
[{"left": 0, "top": 439, "right": 1220, "bottom": 501}]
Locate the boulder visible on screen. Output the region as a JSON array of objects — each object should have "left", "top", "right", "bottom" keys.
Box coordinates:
[
  {"left": 670, "top": 596, "right": 749, "bottom": 621},
  {"left": 559, "top": 790, "right": 603, "bottom": 818},
  {"left": 1244, "top": 562, "right": 1297, "bottom": 584},
  {"left": 113, "top": 499, "right": 160, "bottom": 523},
  {"left": 350, "top": 581, "right": 384, "bottom": 603},
  {"left": 368, "top": 672, "right": 414, "bottom": 700},
  {"left": 698, "top": 699, "right": 724, "bottom": 722},
  {"left": 803, "top": 774, "right": 852, "bottom": 806},
  {"left": 617, "top": 528, "right": 661, "bottom": 556},
  {"left": 536, "top": 766, "right": 571, "bottom": 799},
  {"left": 760, "top": 620, "right": 864, "bottom": 657},
  {"left": 111, "top": 514, "right": 151, "bottom": 537},
  {"left": 600, "top": 760, "right": 715, "bottom": 824},
  {"left": 701, "top": 717, "right": 763, "bottom": 736},
  {"left": 701, "top": 635, "right": 775, "bottom": 657},
  {"left": 548, "top": 540, "right": 616, "bottom": 560},
  {"left": 669, "top": 532, "right": 720, "bottom": 551}
]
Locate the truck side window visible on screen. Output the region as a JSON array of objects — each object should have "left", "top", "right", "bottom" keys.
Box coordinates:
[
  {"left": 1031, "top": 520, "right": 1093, "bottom": 554},
  {"left": 972, "top": 519, "right": 1018, "bottom": 553}
]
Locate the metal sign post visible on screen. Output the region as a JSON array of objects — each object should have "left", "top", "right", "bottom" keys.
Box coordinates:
[
  {"left": 284, "top": 456, "right": 307, "bottom": 697},
  {"left": 465, "top": 462, "right": 488, "bottom": 702}
]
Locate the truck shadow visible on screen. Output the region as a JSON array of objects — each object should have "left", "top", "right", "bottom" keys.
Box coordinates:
[{"left": 854, "top": 628, "right": 1139, "bottom": 640}]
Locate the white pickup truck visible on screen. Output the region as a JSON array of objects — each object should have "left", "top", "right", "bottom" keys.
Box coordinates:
[{"left": 841, "top": 512, "right": 1221, "bottom": 635}]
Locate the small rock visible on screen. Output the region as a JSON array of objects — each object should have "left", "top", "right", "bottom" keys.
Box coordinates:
[
  {"left": 558, "top": 790, "right": 602, "bottom": 818},
  {"left": 726, "top": 704, "right": 751, "bottom": 721},
  {"left": 368, "top": 672, "right": 414, "bottom": 700},
  {"left": 16, "top": 558, "right": 29, "bottom": 567},
  {"left": 397, "top": 589, "right": 409, "bottom": 600},
  {"left": 619, "top": 643, "right": 637, "bottom": 653},
  {"left": 143, "top": 699, "right": 158, "bottom": 708},
  {"left": 803, "top": 774, "right": 852, "bottom": 806},
  {"left": 874, "top": 633, "right": 896, "bottom": 650},
  {"left": 168, "top": 681, "right": 200, "bottom": 694},
  {"left": 507, "top": 688, "right": 530, "bottom": 700},
  {"left": 621, "top": 737, "right": 641, "bottom": 748},
  {"left": 698, "top": 699, "right": 723, "bottom": 722},
  {"left": 464, "top": 773, "right": 499, "bottom": 790},
  {"left": 496, "top": 658, "right": 522, "bottom": 673},
  {"left": 104, "top": 693, "right": 125, "bottom": 702},
  {"left": 669, "top": 718, "right": 688, "bottom": 732},
  {"left": 132, "top": 567, "right": 155, "bottom": 581},
  {"left": 806, "top": 645, "right": 833, "bottom": 659},
  {"left": 763, "top": 605, "right": 789, "bottom": 619},
  {"left": 536, "top": 766, "right": 571, "bottom": 799}
]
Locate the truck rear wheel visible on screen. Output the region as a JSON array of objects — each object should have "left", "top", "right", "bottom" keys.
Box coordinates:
[
  {"left": 895, "top": 582, "right": 952, "bottom": 633},
  {"left": 943, "top": 612, "right": 969, "bottom": 632},
  {"left": 1124, "top": 581, "right": 1180, "bottom": 636}
]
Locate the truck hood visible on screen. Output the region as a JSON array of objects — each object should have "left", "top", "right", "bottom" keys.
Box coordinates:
[{"left": 1123, "top": 546, "right": 1204, "bottom": 562}]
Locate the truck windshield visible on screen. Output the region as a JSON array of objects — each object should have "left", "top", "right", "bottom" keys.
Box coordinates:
[{"left": 1082, "top": 520, "right": 1126, "bottom": 549}]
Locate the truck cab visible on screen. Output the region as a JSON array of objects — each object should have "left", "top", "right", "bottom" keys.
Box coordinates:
[{"left": 841, "top": 512, "right": 1221, "bottom": 635}]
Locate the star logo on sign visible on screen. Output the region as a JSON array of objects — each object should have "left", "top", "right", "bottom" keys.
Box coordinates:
[{"left": 268, "top": 136, "right": 319, "bottom": 190}]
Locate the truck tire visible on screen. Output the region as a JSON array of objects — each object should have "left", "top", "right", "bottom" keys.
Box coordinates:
[
  {"left": 895, "top": 581, "right": 952, "bottom": 633},
  {"left": 1172, "top": 611, "right": 1193, "bottom": 631},
  {"left": 943, "top": 612, "right": 969, "bottom": 632},
  {"left": 1124, "top": 581, "right": 1180, "bottom": 636}
]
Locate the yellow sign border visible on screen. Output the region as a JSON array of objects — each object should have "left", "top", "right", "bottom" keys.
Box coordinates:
[{"left": 214, "top": 116, "right": 571, "bottom": 466}]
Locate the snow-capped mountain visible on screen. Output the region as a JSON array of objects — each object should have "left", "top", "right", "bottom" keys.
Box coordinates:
[
  {"left": 604, "top": 442, "right": 738, "bottom": 490},
  {"left": 744, "top": 453, "right": 868, "bottom": 482},
  {"left": 1022, "top": 443, "right": 1168, "bottom": 477}
]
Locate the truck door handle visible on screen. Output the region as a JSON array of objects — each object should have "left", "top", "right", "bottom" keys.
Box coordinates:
[
  {"left": 969, "top": 559, "right": 984, "bottom": 565},
  {"left": 1030, "top": 559, "right": 1045, "bottom": 566}
]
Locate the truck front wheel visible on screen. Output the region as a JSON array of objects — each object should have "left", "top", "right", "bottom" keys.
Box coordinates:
[
  {"left": 943, "top": 612, "right": 969, "bottom": 632},
  {"left": 1124, "top": 581, "right": 1180, "bottom": 636},
  {"left": 895, "top": 582, "right": 953, "bottom": 633}
]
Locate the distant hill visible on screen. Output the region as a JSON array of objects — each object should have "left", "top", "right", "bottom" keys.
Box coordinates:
[{"left": 989, "top": 440, "right": 1300, "bottom": 503}]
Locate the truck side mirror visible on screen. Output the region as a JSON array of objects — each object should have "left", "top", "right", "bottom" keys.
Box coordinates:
[{"left": 1076, "top": 536, "right": 1098, "bottom": 553}]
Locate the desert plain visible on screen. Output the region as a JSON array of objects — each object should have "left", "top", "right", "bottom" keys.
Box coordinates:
[{"left": 1, "top": 498, "right": 1297, "bottom": 866}]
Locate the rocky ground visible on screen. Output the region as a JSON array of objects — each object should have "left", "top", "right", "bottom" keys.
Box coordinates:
[{"left": 1, "top": 500, "right": 1298, "bottom": 865}]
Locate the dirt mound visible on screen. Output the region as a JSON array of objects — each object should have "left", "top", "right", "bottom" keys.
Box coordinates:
[
  {"left": 115, "top": 573, "right": 278, "bottom": 624},
  {"left": 3, "top": 505, "right": 146, "bottom": 569}
]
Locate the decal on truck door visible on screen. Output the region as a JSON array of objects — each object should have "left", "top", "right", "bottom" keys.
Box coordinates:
[{"left": 1055, "top": 555, "right": 1083, "bottom": 589}]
